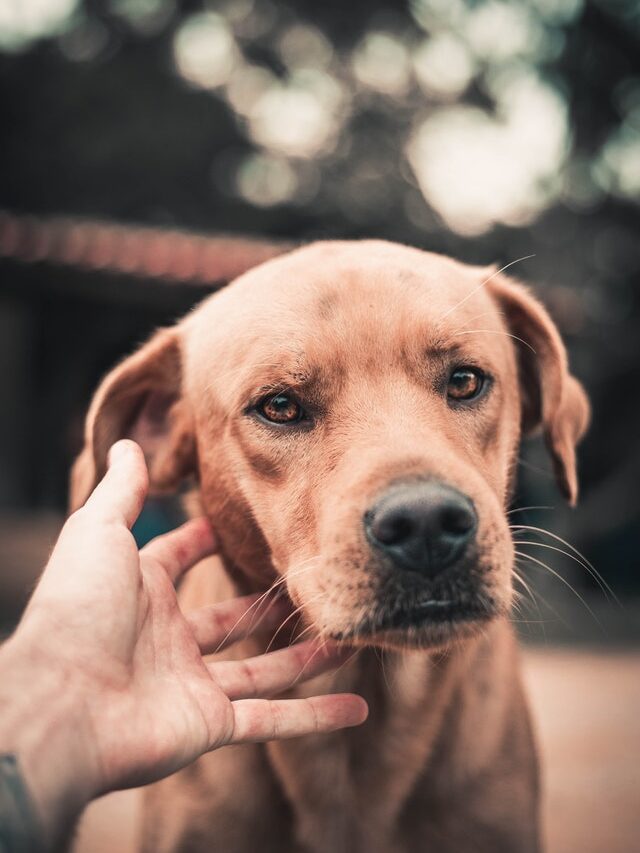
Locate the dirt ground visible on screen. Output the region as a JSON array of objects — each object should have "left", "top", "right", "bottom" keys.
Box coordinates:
[
  {"left": 73, "top": 647, "right": 640, "bottom": 853},
  {"left": 523, "top": 648, "right": 640, "bottom": 853}
]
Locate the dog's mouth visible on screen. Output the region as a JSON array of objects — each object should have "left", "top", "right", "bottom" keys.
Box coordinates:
[
  {"left": 331, "top": 597, "right": 493, "bottom": 642},
  {"left": 328, "top": 569, "right": 497, "bottom": 645},
  {"left": 371, "top": 596, "right": 493, "bottom": 630}
]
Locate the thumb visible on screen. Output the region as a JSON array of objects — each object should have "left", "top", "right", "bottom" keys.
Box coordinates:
[{"left": 83, "top": 440, "right": 149, "bottom": 529}]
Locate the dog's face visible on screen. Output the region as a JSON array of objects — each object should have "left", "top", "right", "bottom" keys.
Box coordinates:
[{"left": 72, "top": 241, "right": 589, "bottom": 650}]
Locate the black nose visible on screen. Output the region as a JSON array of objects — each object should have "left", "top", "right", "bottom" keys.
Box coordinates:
[{"left": 364, "top": 481, "right": 477, "bottom": 577}]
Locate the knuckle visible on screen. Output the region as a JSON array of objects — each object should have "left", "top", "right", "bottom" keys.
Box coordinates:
[
  {"left": 210, "top": 610, "right": 226, "bottom": 638},
  {"left": 271, "top": 702, "right": 283, "bottom": 738},
  {"left": 308, "top": 698, "right": 320, "bottom": 733},
  {"left": 240, "top": 660, "right": 259, "bottom": 696}
]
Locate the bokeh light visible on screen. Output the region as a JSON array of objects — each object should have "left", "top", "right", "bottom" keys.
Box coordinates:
[
  {"left": 173, "top": 12, "right": 238, "bottom": 90},
  {"left": 0, "top": 0, "right": 78, "bottom": 50},
  {"left": 408, "top": 71, "right": 569, "bottom": 234},
  {"left": 3, "top": 0, "right": 637, "bottom": 225},
  {"left": 413, "top": 33, "right": 475, "bottom": 99}
]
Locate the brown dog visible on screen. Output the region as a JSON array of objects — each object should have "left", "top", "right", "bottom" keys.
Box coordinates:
[{"left": 71, "top": 241, "right": 589, "bottom": 853}]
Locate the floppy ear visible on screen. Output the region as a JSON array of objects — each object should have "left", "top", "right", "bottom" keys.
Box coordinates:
[
  {"left": 490, "top": 275, "right": 590, "bottom": 506},
  {"left": 70, "top": 328, "right": 196, "bottom": 511}
]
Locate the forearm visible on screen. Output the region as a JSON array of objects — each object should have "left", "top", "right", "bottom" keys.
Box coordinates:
[{"left": 0, "top": 634, "right": 98, "bottom": 851}]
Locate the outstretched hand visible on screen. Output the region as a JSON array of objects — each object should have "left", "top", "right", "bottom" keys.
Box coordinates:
[{"left": 0, "top": 440, "right": 367, "bottom": 846}]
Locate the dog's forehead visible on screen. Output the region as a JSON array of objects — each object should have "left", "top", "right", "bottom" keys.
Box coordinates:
[
  {"left": 189, "top": 242, "right": 498, "bottom": 354},
  {"left": 260, "top": 242, "right": 484, "bottom": 309}
]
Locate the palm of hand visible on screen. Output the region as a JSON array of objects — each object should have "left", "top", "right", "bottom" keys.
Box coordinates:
[
  {"left": 24, "top": 514, "right": 229, "bottom": 792},
  {"left": 89, "top": 538, "right": 235, "bottom": 791}
]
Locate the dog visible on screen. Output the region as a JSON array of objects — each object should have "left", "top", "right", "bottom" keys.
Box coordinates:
[{"left": 71, "top": 240, "right": 589, "bottom": 853}]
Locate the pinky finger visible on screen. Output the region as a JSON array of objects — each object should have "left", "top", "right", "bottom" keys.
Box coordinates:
[{"left": 227, "top": 694, "right": 368, "bottom": 745}]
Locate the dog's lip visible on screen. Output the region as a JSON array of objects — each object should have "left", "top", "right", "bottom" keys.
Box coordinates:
[
  {"left": 330, "top": 596, "right": 493, "bottom": 641},
  {"left": 376, "top": 598, "right": 489, "bottom": 630}
]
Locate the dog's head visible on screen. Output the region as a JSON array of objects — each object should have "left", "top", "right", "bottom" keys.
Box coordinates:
[{"left": 71, "top": 241, "right": 589, "bottom": 649}]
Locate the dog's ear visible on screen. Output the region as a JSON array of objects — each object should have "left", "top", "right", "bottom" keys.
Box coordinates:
[
  {"left": 490, "top": 275, "right": 590, "bottom": 505},
  {"left": 70, "top": 328, "right": 196, "bottom": 511}
]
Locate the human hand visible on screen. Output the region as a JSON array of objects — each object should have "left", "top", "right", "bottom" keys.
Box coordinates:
[{"left": 0, "top": 440, "right": 367, "bottom": 847}]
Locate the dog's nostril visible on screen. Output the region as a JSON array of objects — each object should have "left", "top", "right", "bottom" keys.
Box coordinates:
[
  {"left": 370, "top": 511, "right": 414, "bottom": 546},
  {"left": 440, "top": 504, "right": 475, "bottom": 536},
  {"left": 365, "top": 481, "right": 477, "bottom": 577}
]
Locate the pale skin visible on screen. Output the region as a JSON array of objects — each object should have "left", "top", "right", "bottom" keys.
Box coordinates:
[{"left": 0, "top": 440, "right": 367, "bottom": 850}]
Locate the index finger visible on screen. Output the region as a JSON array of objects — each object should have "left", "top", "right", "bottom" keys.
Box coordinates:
[
  {"left": 187, "top": 594, "right": 292, "bottom": 655},
  {"left": 209, "top": 640, "right": 357, "bottom": 700},
  {"left": 141, "top": 518, "right": 218, "bottom": 583}
]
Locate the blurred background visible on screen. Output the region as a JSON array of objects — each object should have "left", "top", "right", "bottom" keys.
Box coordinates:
[{"left": 0, "top": 1, "right": 638, "bottom": 851}]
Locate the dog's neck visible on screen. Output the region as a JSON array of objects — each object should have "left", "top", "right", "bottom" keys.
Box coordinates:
[{"left": 265, "top": 623, "right": 517, "bottom": 853}]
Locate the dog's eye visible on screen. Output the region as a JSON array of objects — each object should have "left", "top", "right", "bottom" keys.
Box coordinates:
[
  {"left": 447, "top": 368, "right": 485, "bottom": 401},
  {"left": 258, "top": 393, "right": 304, "bottom": 424}
]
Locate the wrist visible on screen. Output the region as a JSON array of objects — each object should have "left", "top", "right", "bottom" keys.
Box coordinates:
[{"left": 0, "top": 632, "right": 101, "bottom": 848}]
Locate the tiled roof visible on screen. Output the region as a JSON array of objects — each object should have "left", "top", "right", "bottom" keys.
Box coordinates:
[{"left": 0, "top": 210, "right": 292, "bottom": 286}]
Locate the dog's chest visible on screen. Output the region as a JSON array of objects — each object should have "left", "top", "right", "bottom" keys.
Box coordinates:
[{"left": 264, "top": 652, "right": 455, "bottom": 853}]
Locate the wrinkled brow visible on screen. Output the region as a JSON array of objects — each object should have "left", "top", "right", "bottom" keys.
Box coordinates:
[
  {"left": 424, "top": 340, "right": 465, "bottom": 358},
  {"left": 231, "top": 355, "right": 315, "bottom": 408},
  {"left": 423, "top": 334, "right": 508, "bottom": 378}
]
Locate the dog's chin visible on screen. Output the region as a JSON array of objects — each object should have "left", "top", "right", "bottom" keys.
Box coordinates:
[{"left": 329, "top": 593, "right": 501, "bottom": 651}]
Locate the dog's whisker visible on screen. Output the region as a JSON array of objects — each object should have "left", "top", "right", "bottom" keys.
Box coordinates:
[
  {"left": 513, "top": 550, "right": 602, "bottom": 627},
  {"left": 453, "top": 329, "right": 537, "bottom": 354},
  {"left": 377, "top": 647, "right": 394, "bottom": 696},
  {"left": 330, "top": 646, "right": 364, "bottom": 682},
  {"left": 511, "top": 524, "right": 617, "bottom": 602},
  {"left": 232, "top": 557, "right": 323, "bottom": 647},
  {"left": 515, "top": 558, "right": 571, "bottom": 632},
  {"left": 516, "top": 457, "right": 555, "bottom": 478},
  {"left": 439, "top": 254, "right": 535, "bottom": 320},
  {"left": 291, "top": 611, "right": 306, "bottom": 640},
  {"left": 247, "top": 587, "right": 285, "bottom": 631},
  {"left": 506, "top": 506, "right": 553, "bottom": 515},
  {"left": 511, "top": 567, "right": 540, "bottom": 615},
  {"left": 512, "top": 563, "right": 556, "bottom": 642},
  {"left": 292, "top": 635, "right": 333, "bottom": 685},
  {"left": 511, "top": 528, "right": 618, "bottom": 604},
  {"left": 212, "top": 576, "right": 287, "bottom": 654},
  {"left": 264, "top": 603, "right": 309, "bottom": 654},
  {"left": 286, "top": 556, "right": 324, "bottom": 577},
  {"left": 264, "top": 590, "right": 329, "bottom": 654},
  {"left": 294, "top": 622, "right": 319, "bottom": 644},
  {"left": 508, "top": 596, "right": 531, "bottom": 634},
  {"left": 449, "top": 309, "right": 507, "bottom": 338}
]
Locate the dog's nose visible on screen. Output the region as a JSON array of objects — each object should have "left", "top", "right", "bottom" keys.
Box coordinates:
[{"left": 364, "top": 482, "right": 477, "bottom": 577}]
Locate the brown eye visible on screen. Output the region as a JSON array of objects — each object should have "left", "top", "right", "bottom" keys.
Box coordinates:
[
  {"left": 447, "top": 368, "right": 485, "bottom": 401},
  {"left": 259, "top": 393, "right": 304, "bottom": 424}
]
